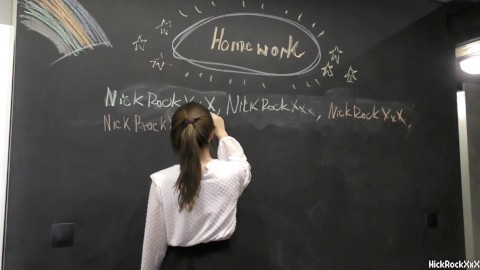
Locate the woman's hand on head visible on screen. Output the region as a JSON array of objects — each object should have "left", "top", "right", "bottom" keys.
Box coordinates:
[{"left": 211, "top": 113, "right": 228, "bottom": 139}]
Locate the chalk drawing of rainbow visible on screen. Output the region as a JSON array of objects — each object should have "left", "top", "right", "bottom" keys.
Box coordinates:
[{"left": 20, "top": 0, "right": 112, "bottom": 65}]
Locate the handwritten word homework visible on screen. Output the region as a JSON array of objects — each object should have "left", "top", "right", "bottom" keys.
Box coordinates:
[{"left": 211, "top": 26, "right": 305, "bottom": 59}]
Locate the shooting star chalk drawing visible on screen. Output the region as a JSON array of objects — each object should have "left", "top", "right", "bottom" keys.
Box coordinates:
[
  {"left": 172, "top": 13, "right": 322, "bottom": 77},
  {"left": 20, "top": 0, "right": 112, "bottom": 65}
]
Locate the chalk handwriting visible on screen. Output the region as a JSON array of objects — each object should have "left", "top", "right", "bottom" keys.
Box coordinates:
[
  {"left": 104, "top": 114, "right": 171, "bottom": 133},
  {"left": 103, "top": 114, "right": 132, "bottom": 131},
  {"left": 148, "top": 92, "right": 181, "bottom": 108},
  {"left": 103, "top": 87, "right": 319, "bottom": 120},
  {"left": 226, "top": 95, "right": 260, "bottom": 114},
  {"left": 172, "top": 13, "right": 321, "bottom": 76},
  {"left": 102, "top": 87, "right": 413, "bottom": 133},
  {"left": 327, "top": 102, "right": 408, "bottom": 127},
  {"left": 105, "top": 87, "right": 144, "bottom": 107},
  {"left": 211, "top": 26, "right": 305, "bottom": 59},
  {"left": 135, "top": 115, "right": 170, "bottom": 132}
]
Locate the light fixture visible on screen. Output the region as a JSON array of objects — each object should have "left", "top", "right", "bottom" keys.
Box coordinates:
[
  {"left": 456, "top": 39, "right": 480, "bottom": 75},
  {"left": 460, "top": 56, "right": 480, "bottom": 75}
]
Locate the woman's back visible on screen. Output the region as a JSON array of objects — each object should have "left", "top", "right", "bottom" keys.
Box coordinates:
[
  {"left": 151, "top": 137, "right": 250, "bottom": 246},
  {"left": 141, "top": 103, "right": 251, "bottom": 270}
]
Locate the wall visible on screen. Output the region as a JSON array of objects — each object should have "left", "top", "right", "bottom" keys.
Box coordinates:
[
  {"left": 0, "top": 0, "right": 15, "bottom": 269},
  {"left": 351, "top": 7, "right": 464, "bottom": 265},
  {"left": 0, "top": 0, "right": 13, "bottom": 25},
  {"left": 448, "top": 1, "right": 480, "bottom": 261},
  {"left": 460, "top": 83, "right": 480, "bottom": 260}
]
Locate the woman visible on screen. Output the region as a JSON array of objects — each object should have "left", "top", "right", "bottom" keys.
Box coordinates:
[{"left": 141, "top": 102, "right": 251, "bottom": 270}]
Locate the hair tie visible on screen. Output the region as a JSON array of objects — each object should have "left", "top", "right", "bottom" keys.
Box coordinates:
[{"left": 184, "top": 118, "right": 195, "bottom": 127}]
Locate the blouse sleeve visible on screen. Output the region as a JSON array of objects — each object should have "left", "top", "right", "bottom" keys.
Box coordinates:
[
  {"left": 217, "top": 136, "right": 247, "bottom": 161},
  {"left": 218, "top": 136, "right": 252, "bottom": 191},
  {"left": 141, "top": 182, "right": 168, "bottom": 270}
]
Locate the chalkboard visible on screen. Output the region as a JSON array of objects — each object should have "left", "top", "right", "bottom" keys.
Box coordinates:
[{"left": 6, "top": 0, "right": 465, "bottom": 269}]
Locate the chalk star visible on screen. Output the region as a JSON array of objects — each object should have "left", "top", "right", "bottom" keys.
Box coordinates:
[
  {"left": 329, "top": 46, "right": 343, "bottom": 64},
  {"left": 150, "top": 53, "right": 167, "bottom": 70},
  {"left": 156, "top": 19, "right": 172, "bottom": 28},
  {"left": 321, "top": 61, "right": 334, "bottom": 77},
  {"left": 149, "top": 58, "right": 164, "bottom": 70},
  {"left": 132, "top": 35, "right": 147, "bottom": 51},
  {"left": 155, "top": 19, "right": 172, "bottom": 35},
  {"left": 344, "top": 66, "right": 358, "bottom": 83}
]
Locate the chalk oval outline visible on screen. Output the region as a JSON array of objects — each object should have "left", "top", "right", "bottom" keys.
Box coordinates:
[{"left": 171, "top": 13, "right": 322, "bottom": 77}]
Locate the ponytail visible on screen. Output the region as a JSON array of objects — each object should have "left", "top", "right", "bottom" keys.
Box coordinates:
[
  {"left": 170, "top": 102, "right": 214, "bottom": 212},
  {"left": 176, "top": 124, "right": 202, "bottom": 211}
]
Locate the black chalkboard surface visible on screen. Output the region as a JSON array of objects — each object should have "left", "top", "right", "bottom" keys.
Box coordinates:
[{"left": 6, "top": 0, "right": 465, "bottom": 269}]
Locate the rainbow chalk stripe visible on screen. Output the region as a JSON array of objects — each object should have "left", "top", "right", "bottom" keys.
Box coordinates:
[{"left": 20, "top": 0, "right": 112, "bottom": 64}]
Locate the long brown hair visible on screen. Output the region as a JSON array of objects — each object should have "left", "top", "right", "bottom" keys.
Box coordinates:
[{"left": 170, "top": 102, "right": 214, "bottom": 211}]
